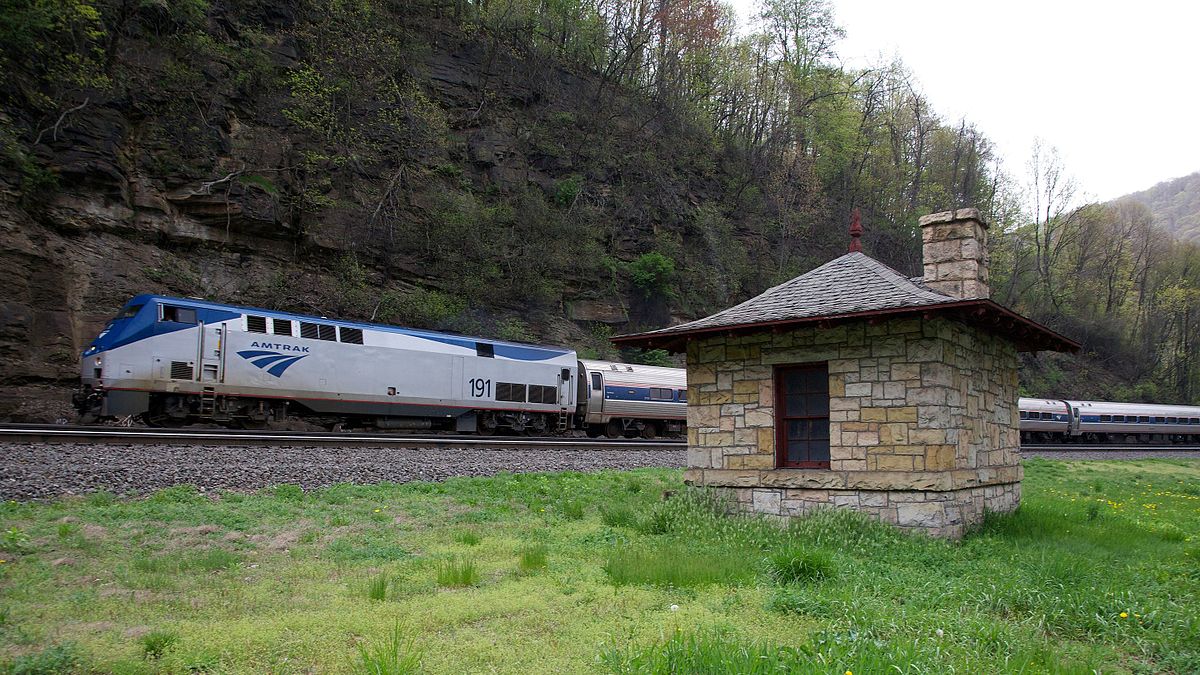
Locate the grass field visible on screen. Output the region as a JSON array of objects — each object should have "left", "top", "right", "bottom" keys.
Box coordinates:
[{"left": 1, "top": 459, "right": 1198, "bottom": 674}]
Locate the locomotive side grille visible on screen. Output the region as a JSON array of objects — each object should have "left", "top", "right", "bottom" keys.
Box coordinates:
[
  {"left": 170, "top": 361, "right": 194, "bottom": 380},
  {"left": 339, "top": 327, "right": 363, "bottom": 344},
  {"left": 496, "top": 382, "right": 526, "bottom": 403},
  {"left": 300, "top": 322, "right": 319, "bottom": 339},
  {"left": 246, "top": 315, "right": 267, "bottom": 333}
]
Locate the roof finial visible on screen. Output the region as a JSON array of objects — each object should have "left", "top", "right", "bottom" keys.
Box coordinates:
[{"left": 848, "top": 208, "right": 863, "bottom": 253}]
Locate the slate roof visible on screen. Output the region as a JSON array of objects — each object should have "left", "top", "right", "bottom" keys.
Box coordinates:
[{"left": 613, "top": 251, "right": 1079, "bottom": 353}]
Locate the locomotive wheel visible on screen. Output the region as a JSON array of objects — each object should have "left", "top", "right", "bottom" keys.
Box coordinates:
[
  {"left": 640, "top": 422, "right": 658, "bottom": 439},
  {"left": 478, "top": 414, "right": 498, "bottom": 436},
  {"left": 604, "top": 420, "right": 623, "bottom": 439}
]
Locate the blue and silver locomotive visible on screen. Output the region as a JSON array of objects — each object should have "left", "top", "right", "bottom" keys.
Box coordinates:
[{"left": 74, "top": 295, "right": 686, "bottom": 436}]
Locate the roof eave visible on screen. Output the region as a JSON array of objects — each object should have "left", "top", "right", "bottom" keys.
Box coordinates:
[{"left": 612, "top": 299, "right": 1080, "bottom": 354}]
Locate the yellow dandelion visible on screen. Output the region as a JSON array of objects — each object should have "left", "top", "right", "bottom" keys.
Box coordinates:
[
  {"left": 846, "top": 671, "right": 853, "bottom": 675},
  {"left": 374, "top": 508, "right": 381, "bottom": 513},
  {"left": 1119, "top": 612, "right": 1128, "bottom": 619}
]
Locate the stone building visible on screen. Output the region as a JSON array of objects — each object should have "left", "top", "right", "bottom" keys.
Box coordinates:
[{"left": 614, "top": 209, "right": 1078, "bottom": 538}]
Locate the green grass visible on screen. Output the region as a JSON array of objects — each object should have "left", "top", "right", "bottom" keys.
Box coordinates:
[
  {"left": 366, "top": 573, "right": 389, "bottom": 601},
  {"left": 603, "top": 544, "right": 755, "bottom": 588},
  {"left": 435, "top": 557, "right": 480, "bottom": 588},
  {"left": 139, "top": 629, "right": 178, "bottom": 659},
  {"left": 352, "top": 624, "right": 421, "bottom": 674},
  {"left": 516, "top": 544, "right": 548, "bottom": 575},
  {"left": 0, "top": 462, "right": 1197, "bottom": 673},
  {"left": 765, "top": 547, "right": 834, "bottom": 584},
  {"left": 452, "top": 530, "right": 481, "bottom": 546}
]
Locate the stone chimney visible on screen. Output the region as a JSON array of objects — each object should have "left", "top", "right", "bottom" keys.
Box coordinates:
[{"left": 918, "top": 208, "right": 989, "bottom": 299}]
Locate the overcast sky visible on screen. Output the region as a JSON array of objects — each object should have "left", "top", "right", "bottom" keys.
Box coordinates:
[{"left": 729, "top": 0, "right": 1200, "bottom": 202}]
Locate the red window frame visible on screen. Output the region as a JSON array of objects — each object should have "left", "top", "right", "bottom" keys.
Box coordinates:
[{"left": 775, "top": 363, "right": 831, "bottom": 469}]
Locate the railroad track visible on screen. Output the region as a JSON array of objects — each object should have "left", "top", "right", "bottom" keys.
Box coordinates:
[
  {"left": 0, "top": 423, "right": 685, "bottom": 450},
  {"left": 1022, "top": 444, "right": 1200, "bottom": 452}
]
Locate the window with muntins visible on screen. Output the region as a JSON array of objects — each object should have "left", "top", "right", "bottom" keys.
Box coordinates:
[{"left": 775, "top": 364, "right": 830, "bottom": 469}]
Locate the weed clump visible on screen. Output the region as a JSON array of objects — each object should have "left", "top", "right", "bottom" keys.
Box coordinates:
[
  {"left": 604, "top": 544, "right": 753, "bottom": 588},
  {"left": 271, "top": 484, "right": 305, "bottom": 501},
  {"left": 140, "top": 629, "right": 179, "bottom": 659},
  {"left": 600, "top": 504, "right": 638, "bottom": 528},
  {"left": 3, "top": 642, "right": 82, "bottom": 673},
  {"left": 436, "top": 557, "right": 480, "bottom": 588},
  {"left": 352, "top": 624, "right": 421, "bottom": 674},
  {"left": 599, "top": 629, "right": 802, "bottom": 673},
  {"left": 766, "top": 548, "right": 834, "bottom": 585},
  {"left": 453, "top": 530, "right": 481, "bottom": 546},
  {"left": 517, "top": 544, "right": 548, "bottom": 575},
  {"left": 366, "top": 573, "right": 389, "bottom": 601},
  {"left": 560, "top": 500, "right": 585, "bottom": 521}
]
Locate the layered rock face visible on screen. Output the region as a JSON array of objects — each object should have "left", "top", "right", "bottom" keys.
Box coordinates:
[{"left": 684, "top": 316, "right": 1022, "bottom": 538}]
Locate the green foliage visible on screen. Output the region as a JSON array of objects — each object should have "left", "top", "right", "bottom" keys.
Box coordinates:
[
  {"left": 553, "top": 175, "right": 582, "bottom": 206},
  {"left": 559, "top": 500, "right": 584, "bottom": 521},
  {"left": 599, "top": 629, "right": 806, "bottom": 674},
  {"left": 766, "top": 547, "right": 835, "bottom": 584},
  {"left": 599, "top": 504, "right": 638, "bottom": 529},
  {"left": 271, "top": 484, "right": 305, "bottom": 501},
  {"left": 1, "top": 527, "right": 30, "bottom": 552},
  {"left": 624, "top": 349, "right": 673, "bottom": 367},
  {"left": 376, "top": 288, "right": 467, "bottom": 330},
  {"left": 435, "top": 557, "right": 480, "bottom": 588},
  {"left": 352, "top": 624, "right": 421, "bottom": 675},
  {"left": 366, "top": 573, "right": 389, "bottom": 601},
  {"left": 603, "top": 544, "right": 754, "bottom": 588},
  {"left": 131, "top": 549, "right": 240, "bottom": 574},
  {"left": 495, "top": 318, "right": 534, "bottom": 343},
  {"left": 327, "top": 537, "right": 408, "bottom": 563},
  {"left": 452, "top": 530, "right": 481, "bottom": 546},
  {"left": 2, "top": 642, "right": 83, "bottom": 674},
  {"left": 628, "top": 253, "right": 676, "bottom": 299},
  {"left": 0, "top": 464, "right": 1195, "bottom": 671},
  {"left": 516, "top": 543, "right": 548, "bottom": 574},
  {"left": 139, "top": 630, "right": 179, "bottom": 659}
]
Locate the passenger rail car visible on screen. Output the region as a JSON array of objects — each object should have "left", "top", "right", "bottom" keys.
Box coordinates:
[
  {"left": 1018, "top": 397, "right": 1200, "bottom": 444},
  {"left": 75, "top": 295, "right": 687, "bottom": 436},
  {"left": 579, "top": 359, "right": 687, "bottom": 438}
]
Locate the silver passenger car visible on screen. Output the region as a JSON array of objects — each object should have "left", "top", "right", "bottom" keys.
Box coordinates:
[{"left": 578, "top": 359, "right": 686, "bottom": 438}]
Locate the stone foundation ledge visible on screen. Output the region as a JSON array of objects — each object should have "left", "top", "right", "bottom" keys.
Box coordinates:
[
  {"left": 683, "top": 464, "right": 1022, "bottom": 492},
  {"left": 717, "top": 481, "right": 1022, "bottom": 539}
]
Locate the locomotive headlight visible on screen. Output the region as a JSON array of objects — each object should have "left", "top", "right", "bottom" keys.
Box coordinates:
[{"left": 94, "top": 358, "right": 102, "bottom": 367}]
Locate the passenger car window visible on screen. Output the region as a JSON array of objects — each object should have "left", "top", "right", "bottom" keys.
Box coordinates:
[{"left": 591, "top": 373, "right": 602, "bottom": 391}]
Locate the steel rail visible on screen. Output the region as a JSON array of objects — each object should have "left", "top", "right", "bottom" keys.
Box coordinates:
[
  {"left": 0, "top": 424, "right": 684, "bottom": 449},
  {"left": 1021, "top": 444, "right": 1200, "bottom": 452}
]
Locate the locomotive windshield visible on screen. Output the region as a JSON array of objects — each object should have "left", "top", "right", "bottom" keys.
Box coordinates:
[{"left": 117, "top": 304, "right": 143, "bottom": 320}]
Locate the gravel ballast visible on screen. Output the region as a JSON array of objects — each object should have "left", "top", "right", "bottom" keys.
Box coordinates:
[
  {"left": 0, "top": 443, "right": 686, "bottom": 500},
  {"left": 3, "top": 443, "right": 1195, "bottom": 501}
]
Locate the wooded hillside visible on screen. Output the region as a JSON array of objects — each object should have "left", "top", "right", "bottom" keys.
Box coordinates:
[
  {"left": 1, "top": 0, "right": 1197, "bottom": 415},
  {"left": 1121, "top": 172, "right": 1200, "bottom": 245}
]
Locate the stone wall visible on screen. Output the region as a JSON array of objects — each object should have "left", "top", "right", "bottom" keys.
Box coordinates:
[{"left": 684, "top": 316, "right": 1021, "bottom": 538}]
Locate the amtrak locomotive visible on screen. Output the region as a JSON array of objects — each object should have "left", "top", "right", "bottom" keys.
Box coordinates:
[{"left": 74, "top": 295, "right": 685, "bottom": 437}]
